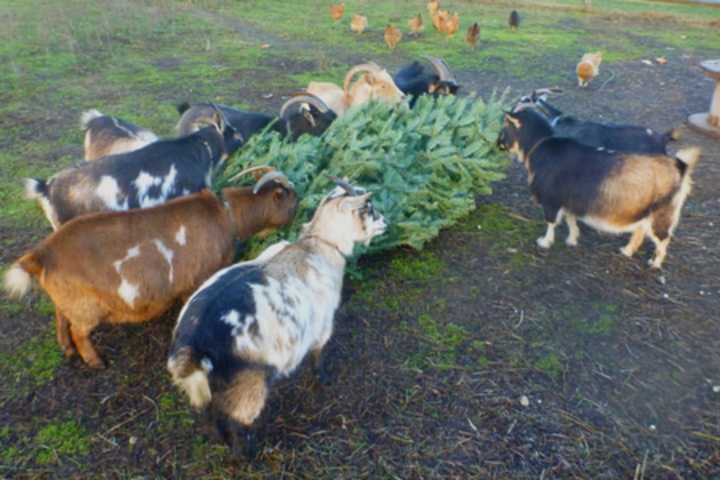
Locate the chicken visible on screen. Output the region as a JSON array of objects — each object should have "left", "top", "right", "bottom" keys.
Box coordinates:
[
  {"left": 408, "top": 13, "right": 424, "bottom": 35},
  {"left": 443, "top": 12, "right": 460, "bottom": 37},
  {"left": 432, "top": 9, "right": 448, "bottom": 31},
  {"left": 576, "top": 52, "right": 602, "bottom": 87},
  {"left": 434, "top": 10, "right": 458, "bottom": 37},
  {"left": 351, "top": 14, "right": 368, "bottom": 34},
  {"left": 465, "top": 22, "right": 480, "bottom": 49},
  {"left": 509, "top": 10, "right": 520, "bottom": 31},
  {"left": 329, "top": 2, "right": 345, "bottom": 22},
  {"left": 427, "top": 0, "right": 439, "bottom": 17},
  {"left": 384, "top": 24, "right": 402, "bottom": 50}
]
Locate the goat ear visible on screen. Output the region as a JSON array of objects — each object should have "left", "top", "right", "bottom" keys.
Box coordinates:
[
  {"left": 339, "top": 192, "right": 371, "bottom": 211},
  {"left": 504, "top": 112, "right": 521, "bottom": 129},
  {"left": 272, "top": 187, "right": 287, "bottom": 202}
]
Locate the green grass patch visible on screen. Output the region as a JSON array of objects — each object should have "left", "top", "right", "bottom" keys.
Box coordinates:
[
  {"left": 158, "top": 392, "right": 194, "bottom": 432},
  {"left": 403, "top": 313, "right": 474, "bottom": 371},
  {"left": 0, "top": 330, "right": 63, "bottom": 389},
  {"left": 34, "top": 419, "right": 91, "bottom": 465},
  {"left": 389, "top": 251, "right": 446, "bottom": 283},
  {"left": 534, "top": 351, "right": 563, "bottom": 381},
  {"left": 457, "top": 203, "right": 542, "bottom": 269},
  {"left": 573, "top": 302, "right": 619, "bottom": 336}
]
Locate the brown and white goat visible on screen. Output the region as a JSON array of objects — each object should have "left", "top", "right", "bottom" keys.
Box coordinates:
[
  {"left": 306, "top": 63, "right": 404, "bottom": 116},
  {"left": 167, "top": 178, "right": 386, "bottom": 457},
  {"left": 81, "top": 109, "right": 158, "bottom": 161},
  {"left": 4, "top": 172, "right": 298, "bottom": 368},
  {"left": 497, "top": 108, "right": 700, "bottom": 268}
]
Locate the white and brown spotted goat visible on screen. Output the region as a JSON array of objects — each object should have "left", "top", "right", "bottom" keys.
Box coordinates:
[
  {"left": 81, "top": 109, "right": 158, "bottom": 161},
  {"left": 4, "top": 170, "right": 297, "bottom": 368},
  {"left": 167, "top": 178, "right": 386, "bottom": 457},
  {"left": 497, "top": 108, "right": 700, "bottom": 268}
]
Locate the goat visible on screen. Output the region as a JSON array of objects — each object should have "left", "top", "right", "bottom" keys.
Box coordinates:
[
  {"left": 81, "top": 109, "right": 158, "bottom": 161},
  {"left": 515, "top": 89, "right": 679, "bottom": 154},
  {"left": 393, "top": 56, "right": 459, "bottom": 107},
  {"left": 176, "top": 94, "right": 335, "bottom": 142},
  {"left": 167, "top": 178, "right": 386, "bottom": 457},
  {"left": 306, "top": 63, "right": 405, "bottom": 117},
  {"left": 25, "top": 106, "right": 243, "bottom": 230},
  {"left": 497, "top": 108, "right": 700, "bottom": 268},
  {"left": 4, "top": 170, "right": 298, "bottom": 368}
]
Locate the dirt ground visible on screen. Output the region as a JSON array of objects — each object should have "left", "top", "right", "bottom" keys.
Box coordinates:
[{"left": 1, "top": 3, "right": 719, "bottom": 479}]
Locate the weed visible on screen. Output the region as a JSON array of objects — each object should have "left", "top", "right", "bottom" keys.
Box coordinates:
[
  {"left": 534, "top": 352, "right": 563, "bottom": 381},
  {"left": 34, "top": 419, "right": 90, "bottom": 465}
]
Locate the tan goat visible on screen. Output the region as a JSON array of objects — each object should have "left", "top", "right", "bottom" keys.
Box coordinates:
[
  {"left": 306, "top": 63, "right": 404, "bottom": 117},
  {"left": 4, "top": 172, "right": 298, "bottom": 368}
]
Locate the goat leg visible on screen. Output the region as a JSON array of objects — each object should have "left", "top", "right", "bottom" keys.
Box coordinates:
[
  {"left": 69, "top": 321, "right": 105, "bottom": 368},
  {"left": 311, "top": 346, "right": 331, "bottom": 386},
  {"left": 55, "top": 310, "right": 75, "bottom": 358}
]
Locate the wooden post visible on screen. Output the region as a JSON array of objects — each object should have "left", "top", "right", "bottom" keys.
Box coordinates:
[{"left": 688, "top": 59, "right": 720, "bottom": 139}]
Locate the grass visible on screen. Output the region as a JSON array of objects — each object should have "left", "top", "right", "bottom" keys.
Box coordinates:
[
  {"left": 0, "top": 329, "right": 63, "bottom": 390},
  {"left": 34, "top": 419, "right": 91, "bottom": 465}
]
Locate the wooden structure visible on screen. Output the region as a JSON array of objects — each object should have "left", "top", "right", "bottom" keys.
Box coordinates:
[{"left": 689, "top": 59, "right": 720, "bottom": 139}]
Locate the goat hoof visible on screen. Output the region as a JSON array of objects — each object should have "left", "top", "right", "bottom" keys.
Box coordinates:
[
  {"left": 62, "top": 346, "right": 76, "bottom": 358},
  {"left": 620, "top": 247, "right": 634, "bottom": 258},
  {"left": 648, "top": 258, "right": 663, "bottom": 269},
  {"left": 536, "top": 237, "right": 552, "bottom": 249},
  {"left": 565, "top": 238, "right": 578, "bottom": 247},
  {"left": 85, "top": 357, "right": 106, "bottom": 369}
]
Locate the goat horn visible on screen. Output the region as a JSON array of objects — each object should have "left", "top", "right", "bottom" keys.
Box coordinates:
[
  {"left": 229, "top": 165, "right": 275, "bottom": 182},
  {"left": 328, "top": 175, "right": 357, "bottom": 196},
  {"left": 253, "top": 170, "right": 291, "bottom": 194},
  {"left": 343, "top": 63, "right": 383, "bottom": 95},
  {"left": 423, "top": 55, "right": 457, "bottom": 84},
  {"left": 279, "top": 94, "right": 330, "bottom": 119}
]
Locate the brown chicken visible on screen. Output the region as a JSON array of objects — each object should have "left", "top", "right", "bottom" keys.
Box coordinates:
[
  {"left": 384, "top": 24, "right": 402, "bottom": 50},
  {"left": 408, "top": 13, "right": 424, "bottom": 35},
  {"left": 329, "top": 2, "right": 345, "bottom": 22},
  {"left": 351, "top": 14, "right": 368, "bottom": 34},
  {"left": 465, "top": 22, "right": 480, "bottom": 49},
  {"left": 431, "top": 9, "right": 448, "bottom": 31},
  {"left": 427, "top": 0, "right": 439, "bottom": 17},
  {"left": 576, "top": 52, "right": 602, "bottom": 87},
  {"left": 443, "top": 12, "right": 460, "bottom": 37}
]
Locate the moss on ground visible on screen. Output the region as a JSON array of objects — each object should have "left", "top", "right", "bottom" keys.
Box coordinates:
[
  {"left": 34, "top": 419, "right": 91, "bottom": 465},
  {"left": 534, "top": 351, "right": 563, "bottom": 381},
  {"left": 0, "top": 330, "right": 62, "bottom": 390}
]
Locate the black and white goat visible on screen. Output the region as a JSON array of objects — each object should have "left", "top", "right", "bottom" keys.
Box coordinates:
[
  {"left": 167, "top": 178, "right": 386, "bottom": 457},
  {"left": 497, "top": 108, "right": 700, "bottom": 268},
  {"left": 80, "top": 109, "right": 158, "bottom": 161},
  {"left": 26, "top": 106, "right": 243, "bottom": 229},
  {"left": 393, "top": 56, "right": 459, "bottom": 107},
  {"left": 516, "top": 89, "right": 679, "bottom": 154},
  {"left": 176, "top": 94, "right": 336, "bottom": 142}
]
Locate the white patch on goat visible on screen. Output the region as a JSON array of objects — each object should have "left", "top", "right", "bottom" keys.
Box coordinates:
[
  {"left": 204, "top": 170, "right": 212, "bottom": 188},
  {"left": 117, "top": 278, "right": 139, "bottom": 307},
  {"left": 201, "top": 357, "right": 213, "bottom": 373},
  {"left": 39, "top": 196, "right": 61, "bottom": 231},
  {"left": 175, "top": 225, "right": 187, "bottom": 246},
  {"left": 96, "top": 176, "right": 129, "bottom": 211},
  {"left": 112, "top": 116, "right": 134, "bottom": 137},
  {"left": 221, "top": 310, "right": 242, "bottom": 329},
  {"left": 134, "top": 171, "right": 161, "bottom": 199},
  {"left": 113, "top": 245, "right": 141, "bottom": 273},
  {"left": 182, "top": 189, "right": 190, "bottom": 196},
  {"left": 597, "top": 146, "right": 605, "bottom": 151},
  {"left": 153, "top": 239, "right": 175, "bottom": 283},
  {"left": 135, "top": 165, "right": 178, "bottom": 208},
  {"left": 137, "top": 130, "right": 159, "bottom": 143},
  {"left": 646, "top": 128, "right": 653, "bottom": 136},
  {"left": 580, "top": 215, "right": 651, "bottom": 235},
  {"left": 4, "top": 265, "right": 32, "bottom": 299}
]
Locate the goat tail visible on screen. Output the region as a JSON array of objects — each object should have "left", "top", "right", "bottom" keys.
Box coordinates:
[
  {"left": 4, "top": 252, "right": 42, "bottom": 299},
  {"left": 24, "top": 178, "right": 47, "bottom": 200},
  {"left": 176, "top": 102, "right": 191, "bottom": 115},
  {"left": 167, "top": 346, "right": 212, "bottom": 409},
  {"left": 664, "top": 127, "right": 682, "bottom": 143},
  {"left": 80, "top": 109, "right": 103, "bottom": 130},
  {"left": 675, "top": 147, "right": 701, "bottom": 173}
]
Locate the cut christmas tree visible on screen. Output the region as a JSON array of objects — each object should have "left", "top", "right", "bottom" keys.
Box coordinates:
[{"left": 216, "top": 91, "right": 510, "bottom": 258}]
